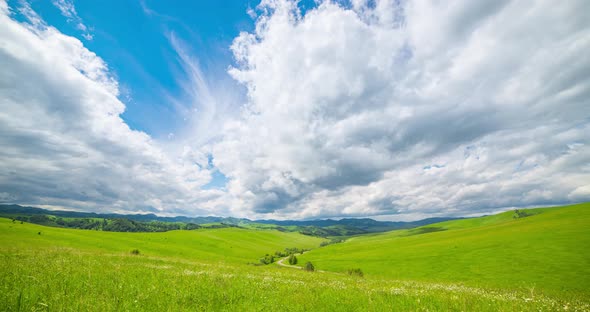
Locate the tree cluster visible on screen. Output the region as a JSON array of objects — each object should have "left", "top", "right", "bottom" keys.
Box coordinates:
[
  {"left": 513, "top": 209, "right": 532, "bottom": 219},
  {"left": 259, "top": 254, "right": 275, "bottom": 265},
  {"left": 274, "top": 247, "right": 307, "bottom": 257},
  {"left": 320, "top": 239, "right": 344, "bottom": 247},
  {"left": 11, "top": 215, "right": 202, "bottom": 232}
]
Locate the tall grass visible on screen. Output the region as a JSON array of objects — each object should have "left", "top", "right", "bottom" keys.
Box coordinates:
[
  {"left": 1, "top": 203, "right": 589, "bottom": 311},
  {"left": 2, "top": 248, "right": 587, "bottom": 311}
]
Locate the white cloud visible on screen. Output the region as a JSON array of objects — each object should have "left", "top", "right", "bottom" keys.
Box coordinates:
[
  {"left": 1, "top": 0, "right": 589, "bottom": 220},
  {"left": 0, "top": 1, "right": 228, "bottom": 216},
  {"left": 165, "top": 32, "right": 243, "bottom": 147},
  {"left": 50, "top": 0, "right": 93, "bottom": 40},
  {"left": 211, "top": 0, "right": 590, "bottom": 219}
]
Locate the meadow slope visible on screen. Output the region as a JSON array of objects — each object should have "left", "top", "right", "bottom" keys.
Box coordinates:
[
  {"left": 1, "top": 203, "right": 589, "bottom": 311},
  {"left": 298, "top": 203, "right": 590, "bottom": 296},
  {"left": 0, "top": 219, "right": 324, "bottom": 264}
]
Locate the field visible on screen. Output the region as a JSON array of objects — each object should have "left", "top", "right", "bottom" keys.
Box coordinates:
[
  {"left": 1, "top": 203, "right": 589, "bottom": 311},
  {"left": 298, "top": 203, "right": 590, "bottom": 296}
]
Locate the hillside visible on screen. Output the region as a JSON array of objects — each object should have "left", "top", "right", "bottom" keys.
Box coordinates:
[
  {"left": 254, "top": 217, "right": 461, "bottom": 232},
  {"left": 0, "top": 204, "right": 248, "bottom": 225},
  {"left": 0, "top": 218, "right": 324, "bottom": 264},
  {"left": 0, "top": 204, "right": 461, "bottom": 236},
  {"left": 1, "top": 204, "right": 589, "bottom": 311},
  {"left": 297, "top": 203, "right": 590, "bottom": 296}
]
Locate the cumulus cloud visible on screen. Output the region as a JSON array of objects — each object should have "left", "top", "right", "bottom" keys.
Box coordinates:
[
  {"left": 1, "top": 0, "right": 589, "bottom": 220},
  {"left": 0, "top": 1, "right": 227, "bottom": 215},
  {"left": 212, "top": 0, "right": 590, "bottom": 219}
]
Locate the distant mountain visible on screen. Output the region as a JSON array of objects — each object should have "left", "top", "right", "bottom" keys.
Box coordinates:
[
  {"left": 0, "top": 204, "right": 463, "bottom": 235},
  {"left": 0, "top": 204, "right": 249, "bottom": 224},
  {"left": 254, "top": 217, "right": 462, "bottom": 233}
]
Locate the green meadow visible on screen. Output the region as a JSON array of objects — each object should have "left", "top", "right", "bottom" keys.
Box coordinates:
[
  {"left": 1, "top": 203, "right": 589, "bottom": 311},
  {"left": 298, "top": 203, "right": 590, "bottom": 295},
  {"left": 0, "top": 221, "right": 323, "bottom": 265}
]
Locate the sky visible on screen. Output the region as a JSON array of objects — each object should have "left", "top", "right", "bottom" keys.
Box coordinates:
[{"left": 0, "top": 0, "right": 589, "bottom": 221}]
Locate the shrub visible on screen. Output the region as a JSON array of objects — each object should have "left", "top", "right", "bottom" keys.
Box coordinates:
[
  {"left": 275, "top": 251, "right": 287, "bottom": 257},
  {"left": 285, "top": 247, "right": 301, "bottom": 255},
  {"left": 320, "top": 239, "right": 344, "bottom": 247},
  {"left": 304, "top": 262, "right": 315, "bottom": 272},
  {"left": 347, "top": 268, "right": 364, "bottom": 277},
  {"left": 513, "top": 209, "right": 531, "bottom": 219},
  {"left": 130, "top": 249, "right": 141, "bottom": 255},
  {"left": 288, "top": 254, "right": 298, "bottom": 265},
  {"left": 259, "top": 254, "right": 275, "bottom": 265}
]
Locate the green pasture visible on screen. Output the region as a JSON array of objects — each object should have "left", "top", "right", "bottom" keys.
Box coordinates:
[
  {"left": 298, "top": 203, "right": 590, "bottom": 296},
  {"left": 2, "top": 247, "right": 587, "bottom": 311},
  {"left": 0, "top": 219, "right": 324, "bottom": 264},
  {"left": 1, "top": 203, "right": 589, "bottom": 311}
]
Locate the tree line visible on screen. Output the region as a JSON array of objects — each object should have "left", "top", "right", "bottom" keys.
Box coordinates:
[{"left": 11, "top": 215, "right": 202, "bottom": 232}]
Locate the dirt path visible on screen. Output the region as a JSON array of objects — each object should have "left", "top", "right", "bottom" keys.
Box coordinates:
[
  {"left": 276, "top": 253, "right": 330, "bottom": 273},
  {"left": 276, "top": 254, "right": 302, "bottom": 269}
]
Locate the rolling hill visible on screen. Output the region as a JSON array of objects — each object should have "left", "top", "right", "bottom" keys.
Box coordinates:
[
  {"left": 297, "top": 203, "right": 590, "bottom": 296},
  {"left": 1, "top": 203, "right": 589, "bottom": 311},
  {"left": 0, "top": 218, "right": 324, "bottom": 264},
  {"left": 0, "top": 204, "right": 461, "bottom": 236}
]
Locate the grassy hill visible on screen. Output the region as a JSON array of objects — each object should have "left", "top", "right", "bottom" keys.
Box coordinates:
[
  {"left": 0, "top": 219, "right": 324, "bottom": 264},
  {"left": 297, "top": 203, "right": 590, "bottom": 296},
  {"left": 0, "top": 204, "right": 460, "bottom": 236},
  {"left": 1, "top": 203, "right": 589, "bottom": 311}
]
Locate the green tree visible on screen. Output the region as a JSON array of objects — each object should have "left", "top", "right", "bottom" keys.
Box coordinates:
[
  {"left": 304, "top": 262, "right": 315, "bottom": 272},
  {"left": 259, "top": 254, "right": 275, "bottom": 265},
  {"left": 288, "top": 254, "right": 298, "bottom": 265},
  {"left": 29, "top": 214, "right": 50, "bottom": 224}
]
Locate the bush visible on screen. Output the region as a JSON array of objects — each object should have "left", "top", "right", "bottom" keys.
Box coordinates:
[
  {"left": 284, "top": 247, "right": 301, "bottom": 255},
  {"left": 184, "top": 223, "right": 201, "bottom": 230},
  {"left": 347, "top": 268, "right": 364, "bottom": 277},
  {"left": 320, "top": 239, "right": 344, "bottom": 247},
  {"left": 275, "top": 250, "right": 287, "bottom": 257},
  {"left": 288, "top": 254, "right": 298, "bottom": 265},
  {"left": 259, "top": 254, "right": 275, "bottom": 265},
  {"left": 513, "top": 209, "right": 531, "bottom": 219},
  {"left": 304, "top": 262, "right": 315, "bottom": 272},
  {"left": 130, "top": 249, "right": 141, "bottom": 255}
]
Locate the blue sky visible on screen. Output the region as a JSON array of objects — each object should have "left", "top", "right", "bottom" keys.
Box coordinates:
[
  {"left": 14, "top": 0, "right": 322, "bottom": 138},
  {"left": 11, "top": 0, "right": 264, "bottom": 191},
  {"left": 1, "top": 0, "right": 588, "bottom": 220},
  {"left": 14, "top": 0, "right": 254, "bottom": 137}
]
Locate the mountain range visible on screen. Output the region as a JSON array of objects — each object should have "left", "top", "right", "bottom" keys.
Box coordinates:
[{"left": 0, "top": 204, "right": 462, "bottom": 235}]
